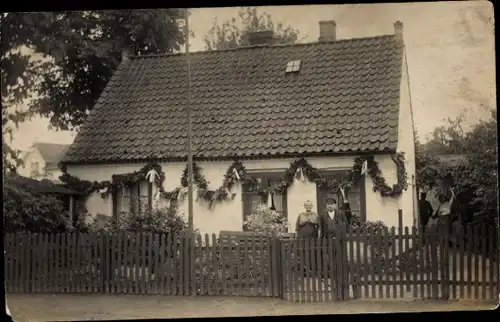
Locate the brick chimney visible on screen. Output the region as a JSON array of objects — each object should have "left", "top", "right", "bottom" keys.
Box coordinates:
[
  {"left": 394, "top": 21, "right": 404, "bottom": 42},
  {"left": 247, "top": 30, "right": 275, "bottom": 46},
  {"left": 319, "top": 20, "right": 336, "bottom": 42}
]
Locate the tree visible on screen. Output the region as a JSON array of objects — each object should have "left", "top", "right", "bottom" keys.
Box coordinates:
[
  {"left": 415, "top": 108, "right": 497, "bottom": 224},
  {"left": 1, "top": 10, "right": 187, "bottom": 171},
  {"left": 204, "top": 7, "right": 300, "bottom": 51}
]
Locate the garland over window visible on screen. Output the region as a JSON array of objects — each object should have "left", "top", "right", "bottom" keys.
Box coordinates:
[{"left": 59, "top": 152, "right": 408, "bottom": 208}]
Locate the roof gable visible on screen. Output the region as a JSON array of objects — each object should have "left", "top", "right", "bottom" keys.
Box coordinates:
[
  {"left": 64, "top": 34, "right": 404, "bottom": 164},
  {"left": 33, "top": 143, "right": 70, "bottom": 167}
]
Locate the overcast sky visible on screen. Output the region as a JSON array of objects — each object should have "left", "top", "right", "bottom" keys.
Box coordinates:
[{"left": 11, "top": 2, "right": 495, "bottom": 151}]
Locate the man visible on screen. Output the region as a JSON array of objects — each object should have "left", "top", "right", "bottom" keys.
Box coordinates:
[
  {"left": 319, "top": 187, "right": 350, "bottom": 239},
  {"left": 418, "top": 192, "right": 433, "bottom": 233}
]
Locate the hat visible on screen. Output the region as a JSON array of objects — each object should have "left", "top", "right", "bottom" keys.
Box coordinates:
[{"left": 325, "top": 195, "right": 337, "bottom": 204}]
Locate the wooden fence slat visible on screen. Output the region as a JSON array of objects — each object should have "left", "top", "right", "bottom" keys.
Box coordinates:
[
  {"left": 473, "top": 226, "right": 480, "bottom": 299},
  {"left": 109, "top": 233, "right": 115, "bottom": 294},
  {"left": 419, "top": 230, "right": 426, "bottom": 298},
  {"left": 451, "top": 226, "right": 458, "bottom": 299},
  {"left": 186, "top": 233, "right": 192, "bottom": 296},
  {"left": 147, "top": 233, "right": 154, "bottom": 295},
  {"left": 346, "top": 234, "right": 353, "bottom": 300},
  {"left": 190, "top": 234, "right": 196, "bottom": 296},
  {"left": 480, "top": 225, "right": 487, "bottom": 300},
  {"left": 327, "top": 237, "right": 335, "bottom": 301},
  {"left": 152, "top": 234, "right": 159, "bottom": 295},
  {"left": 24, "top": 233, "right": 31, "bottom": 293},
  {"left": 354, "top": 229, "right": 362, "bottom": 299},
  {"left": 361, "top": 230, "right": 369, "bottom": 298},
  {"left": 366, "top": 228, "right": 375, "bottom": 298},
  {"left": 304, "top": 238, "right": 311, "bottom": 302},
  {"left": 280, "top": 239, "right": 288, "bottom": 300},
  {"left": 167, "top": 233, "right": 174, "bottom": 295},
  {"left": 398, "top": 227, "right": 404, "bottom": 298},
  {"left": 390, "top": 227, "right": 397, "bottom": 299},
  {"left": 117, "top": 233, "right": 123, "bottom": 294},
  {"left": 49, "top": 233, "right": 56, "bottom": 292},
  {"left": 381, "top": 227, "right": 389, "bottom": 298},
  {"left": 410, "top": 227, "right": 417, "bottom": 299},
  {"left": 211, "top": 234, "right": 218, "bottom": 296},
  {"left": 16, "top": 233, "right": 22, "bottom": 293},
  {"left": 197, "top": 234, "right": 203, "bottom": 296},
  {"left": 243, "top": 236, "right": 250, "bottom": 296},
  {"left": 466, "top": 226, "right": 473, "bottom": 299},
  {"left": 92, "top": 233, "right": 99, "bottom": 293},
  {"left": 488, "top": 226, "right": 495, "bottom": 299},
  {"left": 30, "top": 234, "right": 37, "bottom": 293},
  {"left": 458, "top": 225, "right": 465, "bottom": 298},
  {"left": 310, "top": 238, "right": 317, "bottom": 302},
  {"left": 321, "top": 238, "right": 328, "bottom": 302},
  {"left": 157, "top": 234, "right": 165, "bottom": 295}
]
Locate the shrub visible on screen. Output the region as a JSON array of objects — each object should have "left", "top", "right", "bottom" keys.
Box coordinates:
[
  {"left": 3, "top": 182, "right": 72, "bottom": 233},
  {"left": 244, "top": 204, "right": 288, "bottom": 234}
]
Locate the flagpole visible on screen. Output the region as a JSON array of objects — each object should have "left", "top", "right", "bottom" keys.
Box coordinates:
[{"left": 184, "top": 8, "right": 195, "bottom": 233}]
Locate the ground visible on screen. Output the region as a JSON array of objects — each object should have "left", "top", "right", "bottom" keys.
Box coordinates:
[{"left": 7, "top": 294, "right": 497, "bottom": 321}]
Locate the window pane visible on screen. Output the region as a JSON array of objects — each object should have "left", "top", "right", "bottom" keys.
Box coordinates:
[
  {"left": 139, "top": 196, "right": 149, "bottom": 212},
  {"left": 139, "top": 181, "right": 149, "bottom": 197},
  {"left": 248, "top": 194, "right": 263, "bottom": 215},
  {"left": 272, "top": 194, "right": 285, "bottom": 215},
  {"left": 269, "top": 178, "right": 283, "bottom": 190}
]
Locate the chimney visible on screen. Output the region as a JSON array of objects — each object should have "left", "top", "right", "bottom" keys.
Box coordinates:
[
  {"left": 319, "top": 20, "right": 337, "bottom": 42},
  {"left": 247, "top": 30, "right": 275, "bottom": 46},
  {"left": 394, "top": 21, "right": 404, "bottom": 42}
]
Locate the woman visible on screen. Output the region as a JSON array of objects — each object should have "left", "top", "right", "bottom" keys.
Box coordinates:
[
  {"left": 295, "top": 200, "right": 320, "bottom": 238},
  {"left": 295, "top": 200, "right": 320, "bottom": 277}
]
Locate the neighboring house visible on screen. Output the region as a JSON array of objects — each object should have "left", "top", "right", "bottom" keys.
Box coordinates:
[
  {"left": 61, "top": 21, "right": 417, "bottom": 235},
  {"left": 19, "top": 143, "right": 70, "bottom": 183}
]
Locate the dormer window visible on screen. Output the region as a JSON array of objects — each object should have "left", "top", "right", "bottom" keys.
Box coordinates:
[{"left": 286, "top": 60, "right": 301, "bottom": 73}]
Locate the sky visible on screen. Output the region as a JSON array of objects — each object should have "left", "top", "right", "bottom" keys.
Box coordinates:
[{"left": 11, "top": 2, "right": 496, "bottom": 151}]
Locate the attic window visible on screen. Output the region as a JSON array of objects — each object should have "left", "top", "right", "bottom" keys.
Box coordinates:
[{"left": 286, "top": 60, "right": 301, "bottom": 73}]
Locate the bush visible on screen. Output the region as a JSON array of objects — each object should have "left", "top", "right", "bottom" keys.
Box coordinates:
[
  {"left": 3, "top": 182, "right": 72, "bottom": 233},
  {"left": 244, "top": 204, "right": 288, "bottom": 234}
]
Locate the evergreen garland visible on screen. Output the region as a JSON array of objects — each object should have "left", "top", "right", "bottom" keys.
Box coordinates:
[{"left": 59, "top": 152, "right": 408, "bottom": 209}]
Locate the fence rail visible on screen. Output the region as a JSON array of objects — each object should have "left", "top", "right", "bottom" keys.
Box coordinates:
[{"left": 4, "top": 224, "right": 499, "bottom": 302}]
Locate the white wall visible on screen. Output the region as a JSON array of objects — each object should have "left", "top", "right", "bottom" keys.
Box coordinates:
[
  {"left": 66, "top": 152, "right": 414, "bottom": 235},
  {"left": 18, "top": 148, "right": 63, "bottom": 182},
  {"left": 18, "top": 149, "right": 49, "bottom": 179},
  {"left": 395, "top": 45, "right": 418, "bottom": 229}
]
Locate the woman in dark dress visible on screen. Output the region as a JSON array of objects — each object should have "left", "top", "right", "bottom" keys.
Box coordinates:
[
  {"left": 296, "top": 200, "right": 320, "bottom": 238},
  {"left": 295, "top": 200, "right": 320, "bottom": 276}
]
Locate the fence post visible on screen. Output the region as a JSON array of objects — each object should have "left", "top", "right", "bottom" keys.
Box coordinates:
[{"left": 439, "top": 220, "right": 450, "bottom": 299}]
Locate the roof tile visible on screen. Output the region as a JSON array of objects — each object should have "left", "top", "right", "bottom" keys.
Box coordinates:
[{"left": 64, "top": 35, "right": 403, "bottom": 163}]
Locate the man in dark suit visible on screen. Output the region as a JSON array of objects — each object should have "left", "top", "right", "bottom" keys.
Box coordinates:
[{"left": 319, "top": 187, "right": 351, "bottom": 239}]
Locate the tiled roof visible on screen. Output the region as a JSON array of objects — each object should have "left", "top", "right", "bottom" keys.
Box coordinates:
[
  {"left": 32, "top": 143, "right": 70, "bottom": 167},
  {"left": 63, "top": 34, "right": 403, "bottom": 164}
]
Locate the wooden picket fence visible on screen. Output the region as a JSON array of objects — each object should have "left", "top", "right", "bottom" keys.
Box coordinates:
[
  {"left": 280, "top": 224, "right": 499, "bottom": 302},
  {"left": 4, "top": 224, "right": 499, "bottom": 302}
]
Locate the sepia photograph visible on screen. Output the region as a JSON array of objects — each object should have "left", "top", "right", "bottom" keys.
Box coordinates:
[{"left": 2, "top": 2, "right": 497, "bottom": 320}]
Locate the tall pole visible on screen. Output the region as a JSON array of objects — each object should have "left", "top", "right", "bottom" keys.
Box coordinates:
[{"left": 184, "top": 8, "right": 194, "bottom": 232}]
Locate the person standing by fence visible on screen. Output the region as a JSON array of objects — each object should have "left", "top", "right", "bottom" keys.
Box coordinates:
[{"left": 419, "top": 192, "right": 433, "bottom": 234}]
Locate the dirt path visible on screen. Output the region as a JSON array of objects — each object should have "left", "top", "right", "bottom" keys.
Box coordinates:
[{"left": 7, "top": 294, "right": 497, "bottom": 321}]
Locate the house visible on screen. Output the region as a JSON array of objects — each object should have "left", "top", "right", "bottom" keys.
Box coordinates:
[
  {"left": 60, "top": 21, "right": 418, "bottom": 235},
  {"left": 19, "top": 143, "right": 70, "bottom": 183}
]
